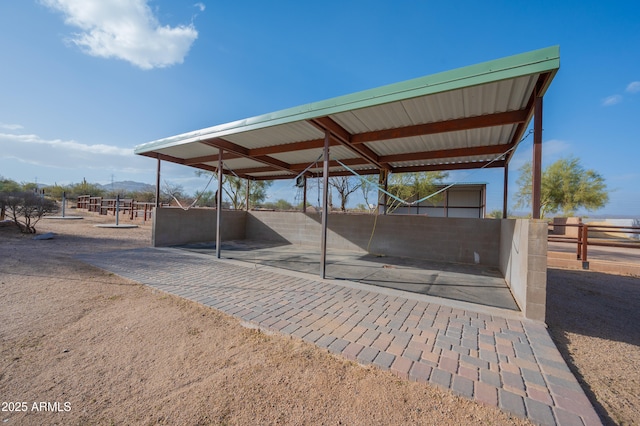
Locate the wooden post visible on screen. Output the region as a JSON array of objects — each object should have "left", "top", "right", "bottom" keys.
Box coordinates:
[
  {"left": 320, "top": 131, "right": 330, "bottom": 279},
  {"left": 115, "top": 194, "right": 120, "bottom": 226},
  {"left": 216, "top": 149, "right": 223, "bottom": 259},
  {"left": 532, "top": 96, "right": 543, "bottom": 219},
  {"left": 577, "top": 223, "right": 582, "bottom": 260},
  {"left": 581, "top": 224, "right": 589, "bottom": 266}
]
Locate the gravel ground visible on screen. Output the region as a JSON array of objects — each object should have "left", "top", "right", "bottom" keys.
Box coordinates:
[{"left": 1, "top": 210, "right": 638, "bottom": 425}]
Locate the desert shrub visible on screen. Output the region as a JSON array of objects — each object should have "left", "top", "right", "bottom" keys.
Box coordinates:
[{"left": 0, "top": 191, "right": 58, "bottom": 233}]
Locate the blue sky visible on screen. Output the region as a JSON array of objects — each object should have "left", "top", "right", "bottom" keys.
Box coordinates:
[{"left": 1, "top": 1, "right": 638, "bottom": 217}]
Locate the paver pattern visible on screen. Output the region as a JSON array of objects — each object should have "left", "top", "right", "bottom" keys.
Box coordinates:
[{"left": 78, "top": 247, "right": 602, "bottom": 426}]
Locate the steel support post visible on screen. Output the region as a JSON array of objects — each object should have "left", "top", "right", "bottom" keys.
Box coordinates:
[
  {"left": 532, "top": 96, "right": 543, "bottom": 219},
  {"left": 155, "top": 157, "right": 161, "bottom": 208},
  {"left": 245, "top": 178, "right": 250, "bottom": 211},
  {"left": 378, "top": 169, "right": 388, "bottom": 215},
  {"left": 303, "top": 176, "right": 307, "bottom": 213},
  {"left": 320, "top": 130, "right": 330, "bottom": 279},
  {"left": 503, "top": 163, "right": 509, "bottom": 218},
  {"left": 216, "top": 149, "right": 223, "bottom": 259}
]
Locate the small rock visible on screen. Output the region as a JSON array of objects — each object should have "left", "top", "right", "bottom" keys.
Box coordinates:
[{"left": 33, "top": 232, "right": 56, "bottom": 240}]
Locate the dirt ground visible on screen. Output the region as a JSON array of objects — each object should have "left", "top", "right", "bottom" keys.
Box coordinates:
[
  {"left": 546, "top": 268, "right": 639, "bottom": 425},
  {"left": 0, "top": 210, "right": 637, "bottom": 425}
]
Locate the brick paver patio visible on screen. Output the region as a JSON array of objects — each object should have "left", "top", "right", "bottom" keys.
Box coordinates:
[{"left": 78, "top": 247, "right": 602, "bottom": 426}]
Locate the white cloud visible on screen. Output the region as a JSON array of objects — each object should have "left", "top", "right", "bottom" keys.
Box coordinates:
[
  {"left": 602, "top": 95, "right": 622, "bottom": 106},
  {"left": 0, "top": 131, "right": 152, "bottom": 180},
  {"left": 541, "top": 139, "right": 571, "bottom": 160},
  {"left": 42, "top": 0, "right": 199, "bottom": 69},
  {"left": 0, "top": 133, "right": 132, "bottom": 157},
  {"left": 626, "top": 81, "right": 640, "bottom": 94},
  {"left": 0, "top": 123, "right": 24, "bottom": 130},
  {"left": 194, "top": 3, "right": 206, "bottom": 12}
]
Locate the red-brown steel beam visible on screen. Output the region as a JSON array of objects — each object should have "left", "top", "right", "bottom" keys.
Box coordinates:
[
  {"left": 232, "top": 110, "right": 527, "bottom": 158},
  {"left": 379, "top": 143, "right": 513, "bottom": 164},
  {"left": 504, "top": 72, "right": 553, "bottom": 165},
  {"left": 249, "top": 159, "right": 506, "bottom": 181},
  {"left": 184, "top": 152, "right": 242, "bottom": 165},
  {"left": 200, "top": 138, "right": 295, "bottom": 174},
  {"left": 391, "top": 160, "right": 505, "bottom": 174},
  {"left": 249, "top": 138, "right": 340, "bottom": 156},
  {"left": 234, "top": 144, "right": 512, "bottom": 176},
  {"left": 308, "top": 117, "right": 389, "bottom": 170},
  {"left": 351, "top": 109, "right": 529, "bottom": 144},
  {"left": 139, "top": 151, "right": 186, "bottom": 165}
]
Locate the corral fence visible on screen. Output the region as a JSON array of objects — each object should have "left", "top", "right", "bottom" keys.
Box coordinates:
[
  {"left": 76, "top": 195, "right": 158, "bottom": 221},
  {"left": 548, "top": 219, "right": 640, "bottom": 264}
]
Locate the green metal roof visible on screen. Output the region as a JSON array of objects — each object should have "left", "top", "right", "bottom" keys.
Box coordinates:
[{"left": 135, "top": 46, "right": 559, "bottom": 180}]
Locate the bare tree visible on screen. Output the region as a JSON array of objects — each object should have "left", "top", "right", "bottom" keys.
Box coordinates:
[
  {"left": 0, "top": 191, "right": 58, "bottom": 233},
  {"left": 360, "top": 175, "right": 379, "bottom": 214},
  {"left": 329, "top": 176, "right": 363, "bottom": 212}
]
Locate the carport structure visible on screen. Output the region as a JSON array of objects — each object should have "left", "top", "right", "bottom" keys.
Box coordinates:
[{"left": 135, "top": 46, "right": 560, "bottom": 321}]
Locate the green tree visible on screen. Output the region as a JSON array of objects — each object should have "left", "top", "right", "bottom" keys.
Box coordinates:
[
  {"left": 262, "top": 199, "right": 294, "bottom": 210},
  {"left": 46, "top": 183, "right": 71, "bottom": 201},
  {"left": 488, "top": 209, "right": 504, "bottom": 219},
  {"left": 515, "top": 157, "right": 609, "bottom": 218},
  {"left": 195, "top": 171, "right": 272, "bottom": 210},
  {"left": 69, "top": 178, "right": 105, "bottom": 198},
  {"left": 195, "top": 190, "right": 217, "bottom": 207},
  {"left": 386, "top": 171, "right": 448, "bottom": 213}
]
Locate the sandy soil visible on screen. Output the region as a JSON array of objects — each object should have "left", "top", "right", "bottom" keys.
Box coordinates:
[
  {"left": 546, "top": 268, "right": 639, "bottom": 425},
  {"left": 0, "top": 210, "right": 636, "bottom": 425}
]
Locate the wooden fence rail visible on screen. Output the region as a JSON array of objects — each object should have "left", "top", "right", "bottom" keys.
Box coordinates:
[
  {"left": 76, "top": 195, "right": 158, "bottom": 221},
  {"left": 548, "top": 222, "right": 640, "bottom": 264}
]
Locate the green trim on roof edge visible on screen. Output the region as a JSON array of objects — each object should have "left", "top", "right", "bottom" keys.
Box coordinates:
[{"left": 135, "top": 46, "right": 559, "bottom": 154}]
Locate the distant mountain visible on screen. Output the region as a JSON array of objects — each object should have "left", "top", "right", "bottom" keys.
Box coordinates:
[{"left": 98, "top": 181, "right": 155, "bottom": 193}]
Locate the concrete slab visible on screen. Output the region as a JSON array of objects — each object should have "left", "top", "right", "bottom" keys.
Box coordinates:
[
  {"left": 177, "top": 240, "right": 520, "bottom": 311},
  {"left": 45, "top": 216, "right": 84, "bottom": 220}
]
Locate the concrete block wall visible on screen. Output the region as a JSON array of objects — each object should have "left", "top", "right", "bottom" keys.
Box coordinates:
[
  {"left": 365, "top": 215, "right": 500, "bottom": 266},
  {"left": 153, "top": 207, "right": 246, "bottom": 247},
  {"left": 247, "top": 211, "right": 501, "bottom": 266},
  {"left": 499, "top": 219, "right": 548, "bottom": 322},
  {"left": 152, "top": 209, "right": 548, "bottom": 322}
]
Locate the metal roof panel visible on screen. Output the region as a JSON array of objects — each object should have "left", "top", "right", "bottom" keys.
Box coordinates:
[{"left": 135, "top": 46, "right": 559, "bottom": 155}]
